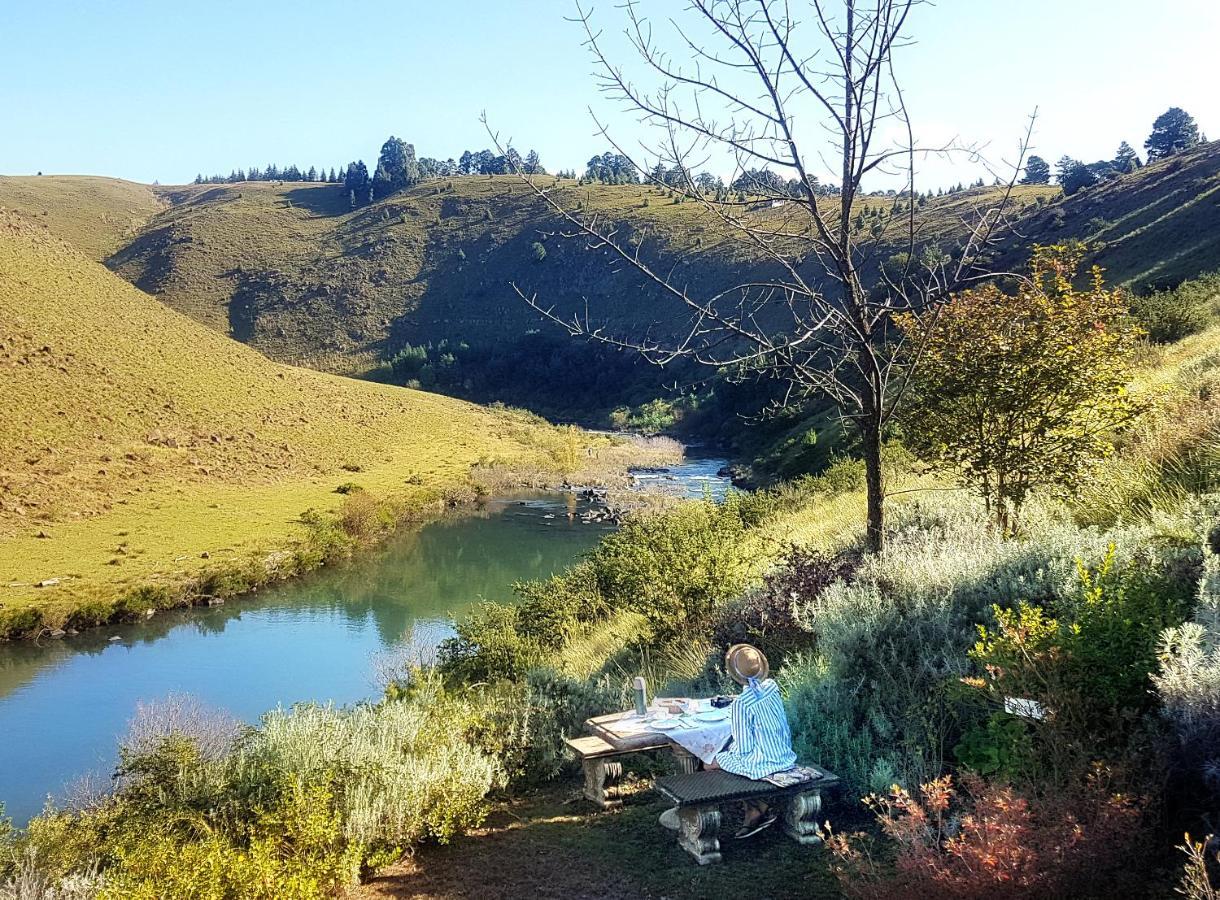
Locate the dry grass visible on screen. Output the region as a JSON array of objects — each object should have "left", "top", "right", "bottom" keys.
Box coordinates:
[{"left": 0, "top": 175, "right": 163, "bottom": 260}]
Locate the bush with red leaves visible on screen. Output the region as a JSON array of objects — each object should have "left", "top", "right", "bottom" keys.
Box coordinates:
[{"left": 824, "top": 770, "right": 1147, "bottom": 900}]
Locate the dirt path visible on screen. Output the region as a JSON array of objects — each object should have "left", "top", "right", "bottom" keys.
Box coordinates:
[{"left": 353, "top": 780, "right": 841, "bottom": 900}]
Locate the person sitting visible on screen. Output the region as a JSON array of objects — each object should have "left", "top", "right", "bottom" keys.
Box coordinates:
[{"left": 706, "top": 643, "right": 797, "bottom": 839}]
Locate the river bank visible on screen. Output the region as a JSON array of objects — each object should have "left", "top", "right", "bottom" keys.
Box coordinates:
[
  {"left": 0, "top": 455, "right": 729, "bottom": 826},
  {"left": 0, "top": 431, "right": 681, "bottom": 642}
]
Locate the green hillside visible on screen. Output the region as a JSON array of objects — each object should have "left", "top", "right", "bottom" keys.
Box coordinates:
[
  {"left": 998, "top": 140, "right": 1220, "bottom": 287},
  {"left": 103, "top": 177, "right": 1059, "bottom": 373},
  {"left": 0, "top": 175, "right": 163, "bottom": 260},
  {"left": 9, "top": 145, "right": 1220, "bottom": 426},
  {"left": 0, "top": 212, "right": 658, "bottom": 632}
]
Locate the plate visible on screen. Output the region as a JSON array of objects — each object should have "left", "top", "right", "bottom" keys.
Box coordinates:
[
  {"left": 695, "top": 710, "right": 728, "bottom": 722},
  {"left": 650, "top": 718, "right": 682, "bottom": 730}
]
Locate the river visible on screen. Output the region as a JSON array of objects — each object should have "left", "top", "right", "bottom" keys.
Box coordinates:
[{"left": 0, "top": 457, "right": 730, "bottom": 825}]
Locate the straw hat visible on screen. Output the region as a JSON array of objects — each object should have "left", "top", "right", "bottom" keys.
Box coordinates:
[{"left": 725, "top": 643, "right": 769, "bottom": 685}]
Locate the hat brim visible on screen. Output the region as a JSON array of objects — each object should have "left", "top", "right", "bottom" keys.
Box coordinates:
[{"left": 725, "top": 644, "right": 769, "bottom": 685}]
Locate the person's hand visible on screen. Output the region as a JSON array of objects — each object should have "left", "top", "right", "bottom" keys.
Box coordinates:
[{"left": 706, "top": 759, "right": 721, "bottom": 770}]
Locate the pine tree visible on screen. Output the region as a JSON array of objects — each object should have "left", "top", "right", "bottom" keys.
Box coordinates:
[
  {"left": 1113, "top": 141, "right": 1141, "bottom": 173},
  {"left": 1144, "top": 107, "right": 1201, "bottom": 160},
  {"left": 1020, "top": 155, "right": 1051, "bottom": 185},
  {"left": 307, "top": 166, "right": 317, "bottom": 182},
  {"left": 371, "top": 136, "right": 419, "bottom": 198}
]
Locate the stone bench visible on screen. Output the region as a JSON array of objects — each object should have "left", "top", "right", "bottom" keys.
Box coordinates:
[
  {"left": 564, "top": 734, "right": 674, "bottom": 809},
  {"left": 654, "top": 765, "right": 840, "bottom": 864}
]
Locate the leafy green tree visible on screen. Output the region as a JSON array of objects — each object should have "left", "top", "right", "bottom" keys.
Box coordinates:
[
  {"left": 1144, "top": 107, "right": 1201, "bottom": 160},
  {"left": 523, "top": 150, "right": 542, "bottom": 175},
  {"left": 898, "top": 245, "right": 1143, "bottom": 534},
  {"left": 1020, "top": 155, "right": 1051, "bottom": 185},
  {"left": 1112, "top": 141, "right": 1141, "bottom": 173}
]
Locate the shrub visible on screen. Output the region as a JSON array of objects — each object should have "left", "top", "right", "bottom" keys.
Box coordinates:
[
  {"left": 1177, "top": 833, "right": 1220, "bottom": 900},
  {"left": 336, "top": 491, "right": 393, "bottom": 540},
  {"left": 963, "top": 546, "right": 1194, "bottom": 784},
  {"left": 709, "top": 546, "right": 859, "bottom": 668},
  {"left": 824, "top": 771, "right": 1146, "bottom": 899},
  {"left": 588, "top": 497, "right": 755, "bottom": 642},
  {"left": 439, "top": 601, "right": 546, "bottom": 683},
  {"left": 1155, "top": 546, "right": 1220, "bottom": 809},
  {"left": 1131, "top": 285, "right": 1211, "bottom": 343},
  {"left": 7, "top": 690, "right": 500, "bottom": 896},
  {"left": 457, "top": 669, "right": 622, "bottom": 785},
  {"left": 785, "top": 495, "right": 1201, "bottom": 794}
]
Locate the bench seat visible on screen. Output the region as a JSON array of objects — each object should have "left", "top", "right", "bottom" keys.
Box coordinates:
[{"left": 654, "top": 765, "right": 840, "bottom": 865}]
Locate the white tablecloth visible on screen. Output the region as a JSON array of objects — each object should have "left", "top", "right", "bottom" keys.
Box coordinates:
[
  {"left": 648, "top": 700, "right": 732, "bottom": 764},
  {"left": 594, "top": 700, "right": 733, "bottom": 764}
]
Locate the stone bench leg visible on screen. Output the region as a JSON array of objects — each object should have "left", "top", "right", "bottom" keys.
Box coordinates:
[
  {"left": 581, "top": 757, "right": 624, "bottom": 809},
  {"left": 782, "top": 788, "right": 823, "bottom": 845},
  {"left": 677, "top": 805, "right": 722, "bottom": 864}
]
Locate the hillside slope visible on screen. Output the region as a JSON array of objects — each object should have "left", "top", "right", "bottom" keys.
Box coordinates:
[
  {"left": 0, "top": 212, "right": 607, "bottom": 626},
  {"left": 0, "top": 175, "right": 163, "bottom": 260},
  {"left": 999, "top": 140, "right": 1220, "bottom": 287},
  {"left": 100, "top": 148, "right": 1220, "bottom": 383}
]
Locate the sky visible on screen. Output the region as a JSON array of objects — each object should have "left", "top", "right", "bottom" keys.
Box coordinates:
[{"left": 2, "top": 0, "right": 1217, "bottom": 190}]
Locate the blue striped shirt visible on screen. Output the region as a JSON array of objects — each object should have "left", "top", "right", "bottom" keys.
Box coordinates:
[{"left": 714, "top": 678, "right": 797, "bottom": 780}]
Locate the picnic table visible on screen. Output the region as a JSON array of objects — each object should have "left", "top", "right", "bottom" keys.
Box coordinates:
[
  {"left": 568, "top": 697, "right": 841, "bottom": 864},
  {"left": 568, "top": 698, "right": 732, "bottom": 808}
]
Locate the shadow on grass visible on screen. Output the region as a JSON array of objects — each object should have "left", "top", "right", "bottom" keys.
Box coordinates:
[
  {"left": 283, "top": 185, "right": 351, "bottom": 217},
  {"left": 358, "top": 781, "right": 843, "bottom": 900}
]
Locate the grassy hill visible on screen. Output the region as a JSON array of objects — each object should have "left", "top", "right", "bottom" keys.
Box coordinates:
[
  {"left": 10, "top": 148, "right": 1220, "bottom": 390},
  {"left": 102, "top": 177, "right": 1061, "bottom": 375},
  {"left": 998, "top": 140, "right": 1220, "bottom": 288},
  {"left": 7, "top": 145, "right": 1220, "bottom": 430},
  {"left": 0, "top": 175, "right": 163, "bottom": 260},
  {"left": 0, "top": 212, "right": 659, "bottom": 634}
]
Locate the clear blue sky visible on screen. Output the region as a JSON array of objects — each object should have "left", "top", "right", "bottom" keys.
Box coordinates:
[{"left": 2, "top": 0, "right": 1216, "bottom": 189}]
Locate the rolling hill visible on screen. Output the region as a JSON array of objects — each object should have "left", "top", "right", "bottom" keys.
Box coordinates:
[
  {"left": 997, "top": 141, "right": 1220, "bottom": 287},
  {"left": 0, "top": 175, "right": 164, "bottom": 261},
  {"left": 5, "top": 142, "right": 1220, "bottom": 431},
  {"left": 8, "top": 147, "right": 1220, "bottom": 393},
  {"left": 0, "top": 211, "right": 650, "bottom": 632}
]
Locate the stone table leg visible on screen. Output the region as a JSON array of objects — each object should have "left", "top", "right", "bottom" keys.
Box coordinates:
[
  {"left": 671, "top": 746, "right": 701, "bottom": 774},
  {"left": 782, "top": 789, "right": 823, "bottom": 845},
  {"left": 582, "top": 757, "right": 623, "bottom": 809},
  {"left": 677, "top": 805, "right": 722, "bottom": 865}
]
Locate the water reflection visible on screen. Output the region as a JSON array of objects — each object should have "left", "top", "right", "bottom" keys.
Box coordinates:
[{"left": 0, "top": 459, "right": 729, "bottom": 825}]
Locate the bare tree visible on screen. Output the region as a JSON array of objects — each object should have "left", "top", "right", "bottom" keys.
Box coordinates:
[{"left": 489, "top": 0, "right": 1032, "bottom": 551}]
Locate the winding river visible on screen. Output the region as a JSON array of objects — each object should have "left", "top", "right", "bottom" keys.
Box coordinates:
[{"left": 0, "top": 456, "right": 730, "bottom": 825}]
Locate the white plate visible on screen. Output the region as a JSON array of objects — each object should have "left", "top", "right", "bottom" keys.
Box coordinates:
[
  {"left": 650, "top": 718, "right": 682, "bottom": 730},
  {"left": 695, "top": 710, "right": 728, "bottom": 722}
]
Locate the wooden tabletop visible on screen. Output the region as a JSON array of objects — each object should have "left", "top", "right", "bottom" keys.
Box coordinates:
[{"left": 585, "top": 710, "right": 676, "bottom": 752}]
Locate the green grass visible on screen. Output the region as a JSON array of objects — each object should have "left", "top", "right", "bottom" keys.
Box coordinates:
[
  {"left": 0, "top": 212, "right": 671, "bottom": 634},
  {"left": 353, "top": 781, "right": 844, "bottom": 900}
]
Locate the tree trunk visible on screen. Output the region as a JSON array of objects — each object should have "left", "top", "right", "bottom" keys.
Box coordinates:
[{"left": 860, "top": 394, "right": 885, "bottom": 553}]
